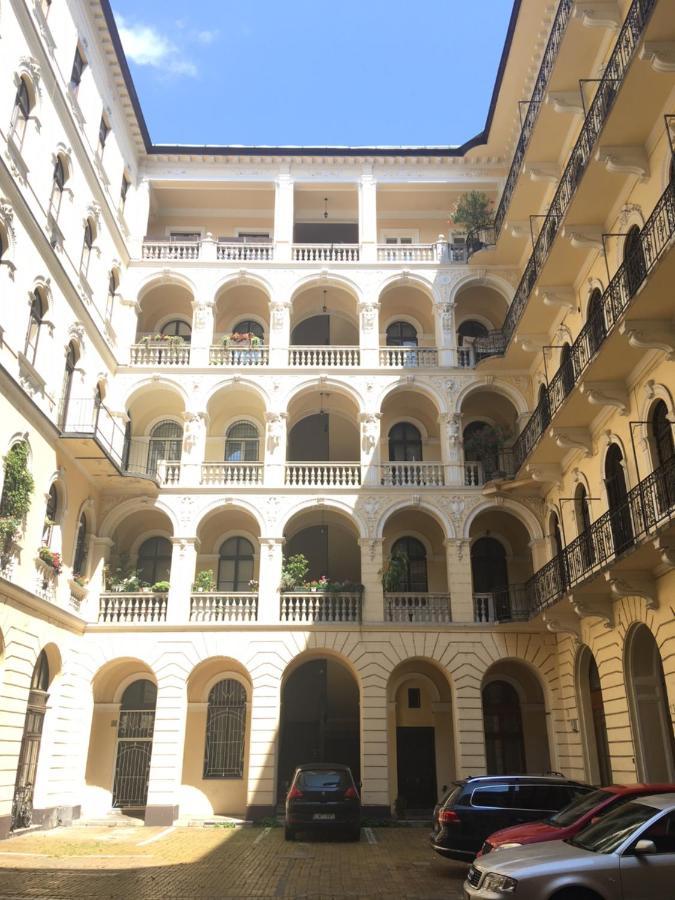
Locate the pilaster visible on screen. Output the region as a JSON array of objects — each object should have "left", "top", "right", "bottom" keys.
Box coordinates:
[
  {"left": 145, "top": 664, "right": 189, "bottom": 825},
  {"left": 273, "top": 172, "right": 294, "bottom": 262},
  {"left": 445, "top": 539, "right": 473, "bottom": 622},
  {"left": 359, "top": 538, "right": 384, "bottom": 623},
  {"left": 167, "top": 537, "right": 199, "bottom": 623},
  {"left": 258, "top": 538, "right": 284, "bottom": 623}
]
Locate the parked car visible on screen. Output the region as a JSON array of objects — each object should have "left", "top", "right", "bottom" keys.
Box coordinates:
[
  {"left": 284, "top": 763, "right": 361, "bottom": 841},
  {"left": 464, "top": 793, "right": 675, "bottom": 899},
  {"left": 430, "top": 774, "right": 593, "bottom": 862},
  {"left": 479, "top": 783, "right": 675, "bottom": 856}
]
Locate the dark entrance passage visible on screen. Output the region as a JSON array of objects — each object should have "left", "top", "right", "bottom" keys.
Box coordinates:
[
  {"left": 277, "top": 658, "right": 360, "bottom": 799},
  {"left": 396, "top": 726, "right": 437, "bottom": 810}
]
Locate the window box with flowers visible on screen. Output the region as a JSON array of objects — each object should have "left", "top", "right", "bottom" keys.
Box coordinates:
[{"left": 37, "top": 546, "right": 62, "bottom": 574}]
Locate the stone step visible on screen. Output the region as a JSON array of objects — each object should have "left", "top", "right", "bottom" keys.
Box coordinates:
[
  {"left": 176, "top": 815, "right": 250, "bottom": 827},
  {"left": 72, "top": 812, "right": 145, "bottom": 828}
]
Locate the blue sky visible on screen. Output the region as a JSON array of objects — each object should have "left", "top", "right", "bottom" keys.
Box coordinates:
[{"left": 112, "top": 1, "right": 515, "bottom": 147}]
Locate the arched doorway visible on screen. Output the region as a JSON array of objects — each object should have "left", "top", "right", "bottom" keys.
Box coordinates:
[
  {"left": 587, "top": 288, "right": 606, "bottom": 356},
  {"left": 577, "top": 647, "right": 612, "bottom": 786},
  {"left": 650, "top": 400, "right": 675, "bottom": 512},
  {"left": 277, "top": 658, "right": 360, "bottom": 798},
  {"left": 624, "top": 225, "right": 646, "bottom": 297},
  {"left": 111, "top": 679, "right": 157, "bottom": 811},
  {"left": 605, "top": 444, "right": 633, "bottom": 555},
  {"left": 626, "top": 625, "right": 675, "bottom": 782},
  {"left": 391, "top": 536, "right": 428, "bottom": 592},
  {"left": 560, "top": 343, "right": 575, "bottom": 397},
  {"left": 471, "top": 537, "right": 508, "bottom": 621},
  {"left": 11, "top": 651, "right": 50, "bottom": 830}
]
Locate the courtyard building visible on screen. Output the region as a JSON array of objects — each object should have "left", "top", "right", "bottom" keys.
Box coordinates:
[{"left": 0, "top": 0, "right": 674, "bottom": 836}]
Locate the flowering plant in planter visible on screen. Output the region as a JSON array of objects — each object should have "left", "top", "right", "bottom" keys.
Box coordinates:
[
  {"left": 72, "top": 573, "right": 88, "bottom": 588},
  {"left": 248, "top": 579, "right": 259, "bottom": 591},
  {"left": 140, "top": 333, "right": 185, "bottom": 347},
  {"left": 223, "top": 332, "right": 262, "bottom": 348},
  {"left": 38, "top": 546, "right": 62, "bottom": 574}
]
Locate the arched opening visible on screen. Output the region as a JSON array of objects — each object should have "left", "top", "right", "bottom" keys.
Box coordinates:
[
  {"left": 624, "top": 224, "right": 646, "bottom": 297},
  {"left": 378, "top": 285, "right": 434, "bottom": 360},
  {"left": 42, "top": 483, "right": 59, "bottom": 549},
  {"left": 9, "top": 76, "right": 33, "bottom": 149},
  {"left": 482, "top": 661, "right": 550, "bottom": 775},
  {"left": 626, "top": 624, "right": 675, "bottom": 781},
  {"left": 72, "top": 511, "right": 89, "bottom": 578},
  {"left": 195, "top": 506, "right": 260, "bottom": 607},
  {"left": 48, "top": 154, "right": 68, "bottom": 224},
  {"left": 388, "top": 661, "right": 454, "bottom": 812},
  {"left": 135, "top": 282, "right": 194, "bottom": 344},
  {"left": 11, "top": 650, "right": 51, "bottom": 830},
  {"left": 225, "top": 421, "right": 259, "bottom": 462},
  {"left": 58, "top": 342, "right": 78, "bottom": 428},
  {"left": 649, "top": 400, "right": 675, "bottom": 513},
  {"left": 205, "top": 386, "right": 266, "bottom": 484},
  {"left": 283, "top": 508, "right": 361, "bottom": 588},
  {"left": 104, "top": 508, "right": 175, "bottom": 594},
  {"left": 577, "top": 646, "right": 612, "bottom": 786},
  {"left": 391, "top": 536, "right": 428, "bottom": 591},
  {"left": 457, "top": 320, "right": 488, "bottom": 346},
  {"left": 147, "top": 420, "right": 183, "bottom": 476},
  {"left": 214, "top": 283, "right": 270, "bottom": 356},
  {"left": 587, "top": 288, "right": 606, "bottom": 356},
  {"left": 469, "top": 508, "right": 534, "bottom": 622},
  {"left": 460, "top": 388, "right": 519, "bottom": 484},
  {"left": 605, "top": 444, "right": 633, "bottom": 555},
  {"left": 471, "top": 537, "right": 508, "bottom": 620},
  {"left": 386, "top": 321, "right": 418, "bottom": 347},
  {"left": 278, "top": 657, "right": 360, "bottom": 799},
  {"left": 217, "top": 536, "right": 254, "bottom": 591},
  {"left": 286, "top": 389, "right": 360, "bottom": 475},
  {"left": 454, "top": 283, "right": 509, "bottom": 363},
  {"left": 125, "top": 385, "right": 186, "bottom": 478},
  {"left": 25, "top": 288, "right": 45, "bottom": 366},
  {"left": 137, "top": 536, "right": 172, "bottom": 586},
  {"left": 380, "top": 389, "right": 442, "bottom": 486},
  {"left": 111, "top": 679, "right": 157, "bottom": 812},
  {"left": 81, "top": 218, "right": 95, "bottom": 278},
  {"left": 160, "top": 318, "right": 192, "bottom": 344},
  {"left": 290, "top": 285, "right": 358, "bottom": 348}
]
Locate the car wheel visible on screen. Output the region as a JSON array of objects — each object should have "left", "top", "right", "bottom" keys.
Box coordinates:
[{"left": 284, "top": 826, "right": 295, "bottom": 841}]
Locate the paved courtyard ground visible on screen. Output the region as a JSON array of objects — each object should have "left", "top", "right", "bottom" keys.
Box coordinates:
[{"left": 0, "top": 824, "right": 469, "bottom": 899}]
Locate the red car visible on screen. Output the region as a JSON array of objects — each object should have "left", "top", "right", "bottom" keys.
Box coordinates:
[{"left": 478, "top": 783, "right": 675, "bottom": 857}]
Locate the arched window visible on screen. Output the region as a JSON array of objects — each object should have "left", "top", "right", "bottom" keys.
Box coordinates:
[
  {"left": 471, "top": 536, "right": 509, "bottom": 621},
  {"left": 463, "top": 421, "right": 501, "bottom": 481},
  {"left": 160, "top": 319, "right": 192, "bottom": 343},
  {"left": 25, "top": 289, "right": 44, "bottom": 365},
  {"left": 81, "top": 219, "right": 94, "bottom": 277},
  {"left": 59, "top": 342, "right": 77, "bottom": 428},
  {"left": 203, "top": 679, "right": 246, "bottom": 778},
  {"left": 42, "top": 484, "right": 58, "bottom": 546},
  {"left": 147, "top": 420, "right": 183, "bottom": 475},
  {"left": 49, "top": 156, "right": 67, "bottom": 222},
  {"left": 106, "top": 270, "right": 118, "bottom": 321},
  {"left": 624, "top": 225, "right": 646, "bottom": 297},
  {"left": 560, "top": 343, "right": 575, "bottom": 397},
  {"left": 232, "top": 320, "right": 264, "bottom": 341},
  {"left": 218, "top": 537, "right": 254, "bottom": 592},
  {"left": 31, "top": 650, "right": 50, "bottom": 691},
  {"left": 386, "top": 321, "right": 418, "bottom": 347},
  {"left": 388, "top": 422, "right": 422, "bottom": 462},
  {"left": 574, "top": 483, "right": 595, "bottom": 570},
  {"left": 651, "top": 400, "right": 674, "bottom": 468},
  {"left": 225, "top": 422, "right": 259, "bottom": 462},
  {"left": 137, "top": 537, "right": 172, "bottom": 586},
  {"left": 391, "top": 536, "right": 428, "bottom": 592},
  {"left": 457, "top": 320, "right": 488, "bottom": 346},
  {"left": 537, "top": 383, "right": 550, "bottom": 431},
  {"left": 550, "top": 510, "right": 568, "bottom": 592},
  {"left": 73, "top": 514, "right": 88, "bottom": 577},
  {"left": 605, "top": 444, "right": 633, "bottom": 555},
  {"left": 10, "top": 78, "right": 32, "bottom": 149},
  {"left": 587, "top": 288, "right": 606, "bottom": 357}
]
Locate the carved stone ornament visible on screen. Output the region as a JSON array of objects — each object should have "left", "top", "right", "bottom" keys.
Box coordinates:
[
  {"left": 271, "top": 303, "right": 288, "bottom": 330},
  {"left": 265, "top": 496, "right": 281, "bottom": 526},
  {"left": 441, "top": 303, "right": 454, "bottom": 333},
  {"left": 0, "top": 200, "right": 16, "bottom": 243},
  {"left": 360, "top": 414, "right": 380, "bottom": 452},
  {"left": 266, "top": 413, "right": 285, "bottom": 451},
  {"left": 360, "top": 304, "right": 377, "bottom": 332},
  {"left": 359, "top": 496, "right": 382, "bottom": 536},
  {"left": 178, "top": 496, "right": 195, "bottom": 529},
  {"left": 182, "top": 413, "right": 204, "bottom": 452}
]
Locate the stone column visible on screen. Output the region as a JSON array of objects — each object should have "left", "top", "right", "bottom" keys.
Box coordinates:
[
  {"left": 118, "top": 296, "right": 141, "bottom": 359},
  {"left": 360, "top": 413, "right": 381, "bottom": 486},
  {"left": 125, "top": 178, "right": 150, "bottom": 258},
  {"left": 190, "top": 299, "right": 215, "bottom": 367},
  {"left": 359, "top": 301, "right": 380, "bottom": 369},
  {"left": 360, "top": 681, "right": 390, "bottom": 816},
  {"left": 179, "top": 412, "right": 208, "bottom": 488},
  {"left": 258, "top": 538, "right": 283, "bottom": 624},
  {"left": 268, "top": 301, "right": 290, "bottom": 368},
  {"left": 246, "top": 675, "right": 281, "bottom": 818},
  {"left": 440, "top": 413, "right": 463, "bottom": 485},
  {"left": 358, "top": 169, "right": 377, "bottom": 263},
  {"left": 264, "top": 412, "right": 287, "bottom": 488},
  {"left": 360, "top": 538, "right": 384, "bottom": 623},
  {"left": 81, "top": 535, "right": 113, "bottom": 621},
  {"left": 274, "top": 171, "right": 294, "bottom": 262},
  {"left": 167, "top": 537, "right": 199, "bottom": 624},
  {"left": 446, "top": 539, "right": 474, "bottom": 622},
  {"left": 144, "top": 662, "right": 189, "bottom": 825}
]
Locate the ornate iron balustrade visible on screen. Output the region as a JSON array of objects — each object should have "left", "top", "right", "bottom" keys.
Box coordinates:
[
  {"left": 527, "top": 455, "right": 675, "bottom": 615},
  {"left": 384, "top": 593, "right": 452, "bottom": 623},
  {"left": 280, "top": 592, "right": 362, "bottom": 623},
  {"left": 473, "top": 585, "right": 530, "bottom": 623},
  {"left": 472, "top": 0, "right": 656, "bottom": 359},
  {"left": 190, "top": 592, "right": 258, "bottom": 622},
  {"left": 512, "top": 178, "right": 675, "bottom": 470},
  {"left": 98, "top": 592, "right": 168, "bottom": 623}
]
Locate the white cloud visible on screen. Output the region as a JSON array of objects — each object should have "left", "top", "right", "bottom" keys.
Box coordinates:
[
  {"left": 195, "top": 29, "right": 219, "bottom": 45},
  {"left": 115, "top": 13, "right": 197, "bottom": 77}
]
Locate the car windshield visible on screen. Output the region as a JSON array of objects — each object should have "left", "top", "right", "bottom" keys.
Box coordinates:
[
  {"left": 567, "top": 801, "right": 657, "bottom": 854},
  {"left": 298, "top": 771, "right": 349, "bottom": 790},
  {"left": 547, "top": 789, "right": 611, "bottom": 827}
]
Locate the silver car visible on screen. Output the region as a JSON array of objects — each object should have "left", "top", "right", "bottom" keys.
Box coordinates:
[{"left": 464, "top": 792, "right": 675, "bottom": 899}]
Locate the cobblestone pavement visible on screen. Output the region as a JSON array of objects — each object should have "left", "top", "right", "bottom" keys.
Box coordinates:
[{"left": 0, "top": 825, "right": 469, "bottom": 899}]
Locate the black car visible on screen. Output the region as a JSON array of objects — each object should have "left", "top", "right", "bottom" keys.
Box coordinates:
[
  {"left": 430, "top": 774, "right": 594, "bottom": 862},
  {"left": 285, "top": 763, "right": 361, "bottom": 841}
]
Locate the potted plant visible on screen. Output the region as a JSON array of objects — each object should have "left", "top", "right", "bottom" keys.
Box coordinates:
[
  {"left": 248, "top": 579, "right": 259, "bottom": 592},
  {"left": 192, "top": 569, "right": 216, "bottom": 592},
  {"left": 38, "top": 546, "right": 62, "bottom": 574},
  {"left": 381, "top": 551, "right": 409, "bottom": 593},
  {"left": 72, "top": 573, "right": 88, "bottom": 588},
  {"left": 280, "top": 553, "right": 309, "bottom": 592},
  {"left": 463, "top": 424, "right": 510, "bottom": 480},
  {"left": 451, "top": 190, "right": 494, "bottom": 234},
  {"left": 151, "top": 580, "right": 170, "bottom": 593}
]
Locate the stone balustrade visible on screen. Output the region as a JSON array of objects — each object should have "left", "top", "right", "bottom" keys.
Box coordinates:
[
  {"left": 280, "top": 592, "right": 362, "bottom": 623},
  {"left": 201, "top": 463, "right": 264, "bottom": 486},
  {"left": 379, "top": 463, "right": 445, "bottom": 487},
  {"left": 288, "top": 346, "right": 360, "bottom": 367},
  {"left": 384, "top": 593, "right": 452, "bottom": 623},
  {"left": 292, "top": 244, "right": 360, "bottom": 262},
  {"left": 142, "top": 240, "right": 200, "bottom": 261},
  {"left": 130, "top": 342, "right": 191, "bottom": 366},
  {"left": 98, "top": 592, "right": 168, "bottom": 623},
  {"left": 379, "top": 347, "right": 438, "bottom": 368},
  {"left": 190, "top": 592, "right": 258, "bottom": 622},
  {"left": 216, "top": 242, "right": 273, "bottom": 261},
  {"left": 284, "top": 463, "right": 362, "bottom": 487}
]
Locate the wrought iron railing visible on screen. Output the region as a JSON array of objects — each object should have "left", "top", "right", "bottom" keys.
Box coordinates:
[
  {"left": 527, "top": 455, "right": 675, "bottom": 615},
  {"left": 472, "top": 0, "right": 656, "bottom": 359},
  {"left": 473, "top": 585, "right": 530, "bottom": 623},
  {"left": 512, "top": 178, "right": 675, "bottom": 470}
]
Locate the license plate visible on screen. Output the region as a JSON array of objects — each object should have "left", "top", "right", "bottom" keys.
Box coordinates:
[{"left": 313, "top": 813, "right": 335, "bottom": 820}]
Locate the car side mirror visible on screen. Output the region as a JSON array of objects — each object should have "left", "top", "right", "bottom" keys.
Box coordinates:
[{"left": 634, "top": 839, "right": 657, "bottom": 855}]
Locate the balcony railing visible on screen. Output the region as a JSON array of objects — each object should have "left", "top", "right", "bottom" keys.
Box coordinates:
[
  {"left": 527, "top": 455, "right": 675, "bottom": 616},
  {"left": 380, "top": 463, "right": 445, "bottom": 487},
  {"left": 280, "top": 592, "right": 362, "bottom": 623},
  {"left": 379, "top": 347, "right": 438, "bottom": 368},
  {"left": 61, "top": 398, "right": 126, "bottom": 469},
  {"left": 472, "top": 0, "right": 656, "bottom": 357},
  {"left": 99, "top": 592, "right": 168, "bottom": 623},
  {"left": 292, "top": 244, "right": 360, "bottom": 262},
  {"left": 190, "top": 592, "right": 258, "bottom": 622},
  {"left": 384, "top": 593, "right": 452, "bottom": 623},
  {"left": 512, "top": 179, "right": 675, "bottom": 471},
  {"left": 209, "top": 346, "right": 269, "bottom": 366},
  {"left": 289, "top": 346, "right": 360, "bottom": 367},
  {"left": 130, "top": 341, "right": 191, "bottom": 366},
  {"left": 217, "top": 242, "right": 273, "bottom": 261},
  {"left": 142, "top": 240, "right": 200, "bottom": 261},
  {"left": 377, "top": 243, "right": 436, "bottom": 262},
  {"left": 494, "top": 0, "right": 574, "bottom": 238},
  {"left": 473, "top": 586, "right": 530, "bottom": 623},
  {"left": 201, "top": 463, "right": 263, "bottom": 486},
  {"left": 285, "top": 463, "right": 361, "bottom": 487},
  {"left": 464, "top": 450, "right": 516, "bottom": 486}
]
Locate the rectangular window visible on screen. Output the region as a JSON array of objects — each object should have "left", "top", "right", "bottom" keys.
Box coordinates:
[
  {"left": 70, "top": 47, "right": 87, "bottom": 91},
  {"left": 237, "top": 231, "right": 271, "bottom": 243},
  {"left": 169, "top": 231, "right": 201, "bottom": 242},
  {"left": 471, "top": 785, "right": 514, "bottom": 809},
  {"left": 120, "top": 174, "right": 130, "bottom": 211},
  {"left": 407, "top": 687, "right": 421, "bottom": 709},
  {"left": 98, "top": 116, "right": 110, "bottom": 152}
]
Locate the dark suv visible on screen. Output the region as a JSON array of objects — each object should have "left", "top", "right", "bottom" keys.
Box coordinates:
[
  {"left": 285, "top": 763, "right": 361, "bottom": 841},
  {"left": 430, "top": 775, "right": 593, "bottom": 862}
]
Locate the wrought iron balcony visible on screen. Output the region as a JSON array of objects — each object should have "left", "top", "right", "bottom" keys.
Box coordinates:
[
  {"left": 512, "top": 178, "right": 675, "bottom": 471},
  {"left": 471, "top": 0, "right": 657, "bottom": 359},
  {"left": 473, "top": 586, "right": 530, "bottom": 623},
  {"left": 527, "top": 456, "right": 675, "bottom": 616}
]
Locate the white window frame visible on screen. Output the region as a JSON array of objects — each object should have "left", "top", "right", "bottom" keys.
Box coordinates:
[{"left": 379, "top": 228, "right": 420, "bottom": 244}]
